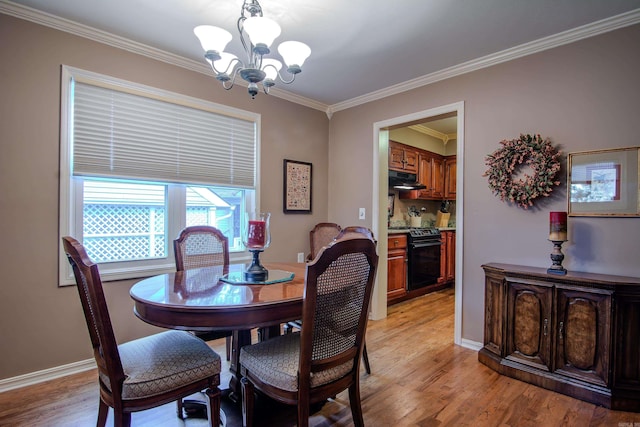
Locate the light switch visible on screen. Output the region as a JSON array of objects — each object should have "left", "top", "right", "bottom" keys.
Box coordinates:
[{"left": 359, "top": 208, "right": 365, "bottom": 220}]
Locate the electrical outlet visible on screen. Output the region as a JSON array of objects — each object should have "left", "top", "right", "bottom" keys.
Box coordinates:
[
  {"left": 359, "top": 208, "right": 366, "bottom": 220},
  {"left": 297, "top": 252, "right": 305, "bottom": 263}
]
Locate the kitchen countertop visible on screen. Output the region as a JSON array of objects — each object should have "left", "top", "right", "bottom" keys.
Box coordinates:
[{"left": 388, "top": 227, "right": 456, "bottom": 233}]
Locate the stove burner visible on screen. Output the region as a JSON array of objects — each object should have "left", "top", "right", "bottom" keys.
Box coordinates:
[{"left": 408, "top": 228, "right": 441, "bottom": 240}]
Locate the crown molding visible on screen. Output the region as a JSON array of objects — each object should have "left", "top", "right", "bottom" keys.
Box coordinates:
[
  {"left": 0, "top": 1, "right": 329, "bottom": 113},
  {"left": 409, "top": 125, "right": 456, "bottom": 143},
  {"left": 2, "top": 1, "right": 638, "bottom": 116},
  {"left": 328, "top": 8, "right": 640, "bottom": 113}
]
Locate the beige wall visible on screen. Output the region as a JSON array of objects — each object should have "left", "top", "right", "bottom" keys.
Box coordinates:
[
  {"left": 328, "top": 24, "right": 640, "bottom": 342},
  {"left": 2, "top": 12, "right": 639, "bottom": 381},
  {"left": 0, "top": 14, "right": 328, "bottom": 379}
]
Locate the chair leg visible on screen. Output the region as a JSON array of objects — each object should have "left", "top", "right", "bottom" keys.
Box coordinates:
[
  {"left": 362, "top": 343, "right": 371, "bottom": 374},
  {"left": 241, "top": 377, "right": 254, "bottom": 427},
  {"left": 348, "top": 381, "right": 365, "bottom": 427},
  {"left": 97, "top": 398, "right": 109, "bottom": 427},
  {"left": 113, "top": 410, "right": 131, "bottom": 427},
  {"left": 296, "top": 397, "right": 310, "bottom": 427},
  {"left": 205, "top": 386, "right": 221, "bottom": 427},
  {"left": 226, "top": 336, "right": 231, "bottom": 361},
  {"left": 176, "top": 398, "right": 184, "bottom": 419}
]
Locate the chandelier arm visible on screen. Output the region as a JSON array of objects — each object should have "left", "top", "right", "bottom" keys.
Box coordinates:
[
  {"left": 221, "top": 66, "right": 244, "bottom": 90},
  {"left": 210, "top": 57, "right": 243, "bottom": 76},
  {"left": 276, "top": 71, "right": 297, "bottom": 85}
]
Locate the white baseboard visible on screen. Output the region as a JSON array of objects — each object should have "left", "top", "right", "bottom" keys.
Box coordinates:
[
  {"left": 0, "top": 358, "right": 96, "bottom": 393},
  {"left": 460, "top": 338, "right": 483, "bottom": 352}
]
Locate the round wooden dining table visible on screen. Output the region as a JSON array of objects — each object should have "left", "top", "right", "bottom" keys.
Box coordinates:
[{"left": 129, "top": 261, "right": 307, "bottom": 397}]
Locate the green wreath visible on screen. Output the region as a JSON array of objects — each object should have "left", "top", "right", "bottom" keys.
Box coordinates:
[{"left": 484, "top": 134, "right": 562, "bottom": 209}]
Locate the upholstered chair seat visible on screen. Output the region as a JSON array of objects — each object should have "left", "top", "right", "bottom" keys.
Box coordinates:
[
  {"left": 98, "top": 330, "right": 221, "bottom": 400},
  {"left": 240, "top": 332, "right": 353, "bottom": 392}
]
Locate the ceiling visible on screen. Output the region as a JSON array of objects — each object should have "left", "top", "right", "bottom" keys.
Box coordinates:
[{"left": 3, "top": 0, "right": 640, "bottom": 109}]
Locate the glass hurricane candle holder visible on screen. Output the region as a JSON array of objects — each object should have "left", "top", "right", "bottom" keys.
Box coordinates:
[{"left": 243, "top": 211, "right": 271, "bottom": 281}]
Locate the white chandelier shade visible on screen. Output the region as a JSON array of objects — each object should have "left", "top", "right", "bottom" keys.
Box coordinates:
[
  {"left": 278, "top": 41, "right": 311, "bottom": 69},
  {"left": 261, "top": 58, "right": 282, "bottom": 81},
  {"left": 193, "top": 25, "right": 232, "bottom": 54},
  {"left": 243, "top": 16, "right": 281, "bottom": 50},
  {"left": 193, "top": 0, "right": 311, "bottom": 98}
]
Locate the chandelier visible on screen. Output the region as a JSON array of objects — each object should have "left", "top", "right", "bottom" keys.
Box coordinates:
[{"left": 194, "top": 0, "right": 311, "bottom": 99}]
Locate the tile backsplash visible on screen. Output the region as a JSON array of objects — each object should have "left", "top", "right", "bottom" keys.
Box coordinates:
[{"left": 388, "top": 192, "right": 456, "bottom": 228}]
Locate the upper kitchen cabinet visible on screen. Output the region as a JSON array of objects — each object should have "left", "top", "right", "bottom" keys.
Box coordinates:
[
  {"left": 397, "top": 147, "right": 454, "bottom": 201},
  {"left": 444, "top": 155, "right": 456, "bottom": 200},
  {"left": 389, "top": 140, "right": 418, "bottom": 174},
  {"left": 415, "top": 150, "right": 444, "bottom": 200}
]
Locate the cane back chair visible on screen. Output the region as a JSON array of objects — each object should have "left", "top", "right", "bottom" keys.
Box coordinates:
[
  {"left": 240, "top": 237, "right": 379, "bottom": 427},
  {"left": 62, "top": 236, "right": 221, "bottom": 427}
]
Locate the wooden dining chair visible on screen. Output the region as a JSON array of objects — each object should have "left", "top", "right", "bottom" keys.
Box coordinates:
[
  {"left": 284, "top": 223, "right": 343, "bottom": 334},
  {"left": 307, "top": 222, "right": 342, "bottom": 261},
  {"left": 333, "top": 226, "right": 376, "bottom": 375},
  {"left": 62, "top": 236, "right": 221, "bottom": 427},
  {"left": 174, "top": 225, "right": 233, "bottom": 361},
  {"left": 335, "top": 226, "right": 376, "bottom": 242},
  {"left": 289, "top": 224, "right": 374, "bottom": 374},
  {"left": 239, "top": 237, "right": 379, "bottom": 427}
]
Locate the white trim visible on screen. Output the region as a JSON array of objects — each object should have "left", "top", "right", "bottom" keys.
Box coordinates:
[
  {"left": 0, "top": 1, "right": 326, "bottom": 112},
  {"left": 2, "top": 2, "right": 638, "bottom": 115},
  {"left": 328, "top": 9, "right": 640, "bottom": 113},
  {"left": 454, "top": 106, "right": 465, "bottom": 347},
  {"left": 372, "top": 102, "right": 465, "bottom": 346},
  {"left": 460, "top": 338, "right": 483, "bottom": 352},
  {"left": 59, "top": 66, "right": 261, "bottom": 285},
  {"left": 0, "top": 359, "right": 96, "bottom": 392}
]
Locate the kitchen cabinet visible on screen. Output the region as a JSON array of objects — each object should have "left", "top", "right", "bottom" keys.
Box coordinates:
[
  {"left": 399, "top": 149, "right": 444, "bottom": 200},
  {"left": 418, "top": 150, "right": 445, "bottom": 199},
  {"left": 444, "top": 155, "right": 456, "bottom": 200},
  {"left": 389, "top": 141, "right": 418, "bottom": 174},
  {"left": 479, "top": 263, "right": 640, "bottom": 411},
  {"left": 395, "top": 144, "right": 456, "bottom": 201},
  {"left": 387, "top": 233, "right": 407, "bottom": 303},
  {"left": 439, "top": 230, "right": 455, "bottom": 284}
]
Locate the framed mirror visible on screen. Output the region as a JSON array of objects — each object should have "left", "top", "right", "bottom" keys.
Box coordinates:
[{"left": 568, "top": 146, "right": 639, "bottom": 217}]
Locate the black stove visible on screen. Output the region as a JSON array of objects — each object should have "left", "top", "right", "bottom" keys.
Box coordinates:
[
  {"left": 406, "top": 228, "right": 442, "bottom": 290},
  {"left": 408, "top": 228, "right": 441, "bottom": 241}
]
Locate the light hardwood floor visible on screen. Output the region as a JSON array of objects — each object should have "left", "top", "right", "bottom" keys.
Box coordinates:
[{"left": 2, "top": 287, "right": 640, "bottom": 426}]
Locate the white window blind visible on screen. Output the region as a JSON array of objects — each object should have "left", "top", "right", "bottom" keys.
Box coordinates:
[{"left": 72, "top": 81, "right": 256, "bottom": 188}]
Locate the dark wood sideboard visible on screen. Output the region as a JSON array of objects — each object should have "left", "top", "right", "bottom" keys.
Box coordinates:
[{"left": 479, "top": 262, "right": 640, "bottom": 412}]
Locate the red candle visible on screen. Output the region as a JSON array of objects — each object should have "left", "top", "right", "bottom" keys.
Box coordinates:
[
  {"left": 247, "top": 220, "right": 266, "bottom": 248},
  {"left": 549, "top": 211, "right": 567, "bottom": 241}
]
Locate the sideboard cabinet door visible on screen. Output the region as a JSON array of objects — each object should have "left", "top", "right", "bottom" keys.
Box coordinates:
[
  {"left": 554, "top": 286, "right": 612, "bottom": 387},
  {"left": 483, "top": 271, "right": 505, "bottom": 357},
  {"left": 506, "top": 279, "right": 553, "bottom": 372}
]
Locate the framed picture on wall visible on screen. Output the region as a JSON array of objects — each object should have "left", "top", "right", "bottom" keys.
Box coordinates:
[
  {"left": 568, "top": 146, "right": 639, "bottom": 217},
  {"left": 283, "top": 159, "right": 312, "bottom": 214}
]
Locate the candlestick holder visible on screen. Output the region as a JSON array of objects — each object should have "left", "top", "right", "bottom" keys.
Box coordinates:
[
  {"left": 547, "top": 240, "right": 568, "bottom": 275},
  {"left": 243, "top": 212, "right": 271, "bottom": 282},
  {"left": 246, "top": 249, "right": 268, "bottom": 281}
]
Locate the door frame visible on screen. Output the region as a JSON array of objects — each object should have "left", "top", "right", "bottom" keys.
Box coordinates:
[{"left": 370, "top": 101, "right": 464, "bottom": 346}]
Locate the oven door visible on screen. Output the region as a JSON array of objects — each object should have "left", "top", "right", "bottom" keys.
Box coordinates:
[{"left": 407, "top": 240, "right": 442, "bottom": 290}]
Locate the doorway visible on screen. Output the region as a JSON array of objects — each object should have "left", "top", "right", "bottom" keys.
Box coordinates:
[{"left": 371, "top": 101, "right": 464, "bottom": 346}]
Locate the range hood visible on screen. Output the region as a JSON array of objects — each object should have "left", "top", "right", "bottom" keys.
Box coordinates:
[{"left": 389, "top": 170, "right": 426, "bottom": 190}]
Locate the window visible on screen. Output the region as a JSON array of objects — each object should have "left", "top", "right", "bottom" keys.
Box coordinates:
[{"left": 59, "top": 66, "right": 261, "bottom": 285}]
